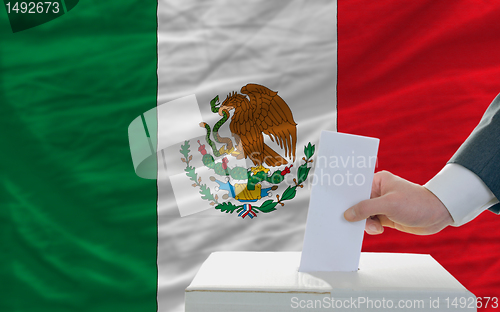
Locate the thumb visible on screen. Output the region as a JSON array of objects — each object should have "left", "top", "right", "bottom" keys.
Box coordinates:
[{"left": 344, "top": 196, "right": 392, "bottom": 222}]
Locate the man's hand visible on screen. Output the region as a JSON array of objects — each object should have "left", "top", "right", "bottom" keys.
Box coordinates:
[{"left": 344, "top": 171, "right": 454, "bottom": 235}]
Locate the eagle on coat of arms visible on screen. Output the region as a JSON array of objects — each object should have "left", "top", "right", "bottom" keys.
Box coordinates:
[{"left": 216, "top": 83, "right": 297, "bottom": 168}]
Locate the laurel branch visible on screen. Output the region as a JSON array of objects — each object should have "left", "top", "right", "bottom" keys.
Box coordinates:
[{"left": 180, "top": 140, "right": 315, "bottom": 217}]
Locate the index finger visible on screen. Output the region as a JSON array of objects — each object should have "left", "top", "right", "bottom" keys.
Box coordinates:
[{"left": 344, "top": 195, "right": 395, "bottom": 222}]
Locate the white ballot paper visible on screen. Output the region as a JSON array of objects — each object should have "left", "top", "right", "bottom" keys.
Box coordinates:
[{"left": 299, "top": 131, "right": 379, "bottom": 272}]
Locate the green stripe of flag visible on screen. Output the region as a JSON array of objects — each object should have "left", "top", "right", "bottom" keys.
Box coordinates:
[{"left": 0, "top": 1, "right": 158, "bottom": 312}]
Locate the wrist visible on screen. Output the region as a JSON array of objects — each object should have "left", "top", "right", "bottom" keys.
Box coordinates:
[{"left": 422, "top": 186, "right": 453, "bottom": 233}]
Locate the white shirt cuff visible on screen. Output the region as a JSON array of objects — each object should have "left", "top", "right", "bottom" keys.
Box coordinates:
[{"left": 424, "top": 163, "right": 499, "bottom": 226}]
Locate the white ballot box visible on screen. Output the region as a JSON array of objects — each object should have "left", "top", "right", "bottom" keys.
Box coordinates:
[{"left": 185, "top": 252, "right": 476, "bottom": 312}]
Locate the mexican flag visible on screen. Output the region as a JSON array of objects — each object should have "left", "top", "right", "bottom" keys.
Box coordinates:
[{"left": 2, "top": 1, "right": 500, "bottom": 312}]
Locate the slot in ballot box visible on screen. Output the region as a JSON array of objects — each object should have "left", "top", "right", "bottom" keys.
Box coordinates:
[{"left": 185, "top": 252, "right": 476, "bottom": 312}]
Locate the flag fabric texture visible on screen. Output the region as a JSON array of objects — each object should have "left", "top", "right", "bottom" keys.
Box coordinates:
[
  {"left": 2, "top": 1, "right": 500, "bottom": 312},
  {"left": 338, "top": 1, "right": 500, "bottom": 299}
]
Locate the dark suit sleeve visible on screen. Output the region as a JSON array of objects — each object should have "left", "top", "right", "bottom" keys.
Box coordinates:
[{"left": 449, "top": 93, "right": 500, "bottom": 214}]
